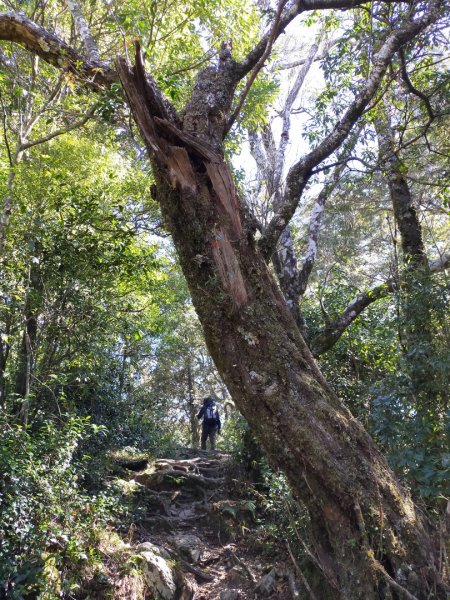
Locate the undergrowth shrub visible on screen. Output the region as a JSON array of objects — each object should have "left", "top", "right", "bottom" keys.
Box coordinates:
[
  {"left": 224, "top": 413, "right": 310, "bottom": 556},
  {"left": 0, "top": 415, "right": 118, "bottom": 599}
]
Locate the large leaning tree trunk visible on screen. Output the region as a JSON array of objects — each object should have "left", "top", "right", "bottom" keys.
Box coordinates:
[
  {"left": 117, "top": 31, "right": 446, "bottom": 600},
  {"left": 1, "top": 1, "right": 447, "bottom": 597}
]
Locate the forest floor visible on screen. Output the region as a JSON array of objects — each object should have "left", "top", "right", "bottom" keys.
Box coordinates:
[{"left": 112, "top": 447, "right": 295, "bottom": 600}]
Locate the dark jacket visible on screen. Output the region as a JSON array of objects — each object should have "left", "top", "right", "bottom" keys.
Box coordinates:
[{"left": 197, "top": 399, "right": 221, "bottom": 431}]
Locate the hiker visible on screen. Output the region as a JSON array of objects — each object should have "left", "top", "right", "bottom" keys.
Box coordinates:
[{"left": 197, "top": 396, "right": 221, "bottom": 451}]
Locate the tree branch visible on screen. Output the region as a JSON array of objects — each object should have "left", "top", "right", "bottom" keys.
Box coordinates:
[
  {"left": 311, "top": 280, "right": 395, "bottom": 355},
  {"left": 396, "top": 48, "right": 437, "bottom": 150},
  {"left": 248, "top": 129, "right": 268, "bottom": 177},
  {"left": 19, "top": 106, "right": 96, "bottom": 151},
  {"left": 273, "top": 41, "right": 319, "bottom": 193},
  {"left": 0, "top": 12, "right": 116, "bottom": 87},
  {"left": 0, "top": 47, "right": 14, "bottom": 70},
  {"left": 296, "top": 173, "right": 339, "bottom": 297},
  {"left": 276, "top": 38, "right": 337, "bottom": 71},
  {"left": 224, "top": 0, "right": 288, "bottom": 135},
  {"left": 399, "top": 48, "right": 435, "bottom": 122},
  {"left": 429, "top": 253, "right": 450, "bottom": 272},
  {"left": 258, "top": 0, "right": 441, "bottom": 260},
  {"left": 234, "top": 0, "right": 408, "bottom": 80},
  {"left": 310, "top": 252, "right": 449, "bottom": 356},
  {"left": 248, "top": 37, "right": 320, "bottom": 204},
  {"left": 296, "top": 126, "right": 363, "bottom": 297},
  {"left": 0, "top": 91, "right": 13, "bottom": 167},
  {"left": 64, "top": 0, "right": 101, "bottom": 63}
]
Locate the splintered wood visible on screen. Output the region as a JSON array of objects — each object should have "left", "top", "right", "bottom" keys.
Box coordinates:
[
  {"left": 167, "top": 146, "right": 197, "bottom": 193},
  {"left": 118, "top": 55, "right": 248, "bottom": 309},
  {"left": 205, "top": 162, "right": 242, "bottom": 239},
  {"left": 211, "top": 228, "right": 248, "bottom": 309}
]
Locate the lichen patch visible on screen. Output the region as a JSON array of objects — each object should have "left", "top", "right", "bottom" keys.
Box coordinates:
[{"left": 38, "top": 37, "right": 50, "bottom": 52}]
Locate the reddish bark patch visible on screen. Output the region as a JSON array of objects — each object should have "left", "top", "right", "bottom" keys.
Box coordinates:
[
  {"left": 211, "top": 228, "right": 248, "bottom": 309},
  {"left": 166, "top": 146, "right": 197, "bottom": 193},
  {"left": 206, "top": 162, "right": 242, "bottom": 239}
]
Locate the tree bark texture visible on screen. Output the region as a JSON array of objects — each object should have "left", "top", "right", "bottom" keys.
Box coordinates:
[
  {"left": 186, "top": 360, "right": 199, "bottom": 448},
  {"left": 117, "top": 53, "right": 446, "bottom": 600},
  {"left": 376, "top": 114, "right": 429, "bottom": 270}
]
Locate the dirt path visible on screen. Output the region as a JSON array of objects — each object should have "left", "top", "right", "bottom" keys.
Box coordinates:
[{"left": 122, "top": 449, "right": 294, "bottom": 599}]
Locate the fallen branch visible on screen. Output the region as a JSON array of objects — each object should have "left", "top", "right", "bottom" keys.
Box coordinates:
[
  {"left": 180, "top": 560, "right": 214, "bottom": 582},
  {"left": 228, "top": 549, "right": 257, "bottom": 583}
]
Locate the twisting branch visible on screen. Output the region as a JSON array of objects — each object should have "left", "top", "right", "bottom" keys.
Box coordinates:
[
  {"left": 310, "top": 280, "right": 395, "bottom": 355},
  {"left": 397, "top": 47, "right": 436, "bottom": 149},
  {"left": 0, "top": 12, "right": 117, "bottom": 87},
  {"left": 399, "top": 48, "right": 435, "bottom": 122},
  {"left": 19, "top": 106, "right": 97, "bottom": 151},
  {"left": 310, "top": 252, "right": 449, "bottom": 355},
  {"left": 258, "top": 0, "right": 441, "bottom": 260},
  {"left": 0, "top": 91, "right": 13, "bottom": 167},
  {"left": 224, "top": 0, "right": 288, "bottom": 135},
  {"left": 234, "top": 0, "right": 406, "bottom": 81}
]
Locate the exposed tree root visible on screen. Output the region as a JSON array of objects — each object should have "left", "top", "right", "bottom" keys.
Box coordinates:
[
  {"left": 162, "top": 527, "right": 219, "bottom": 584},
  {"left": 286, "top": 540, "right": 319, "bottom": 600},
  {"left": 354, "top": 501, "right": 423, "bottom": 600}
]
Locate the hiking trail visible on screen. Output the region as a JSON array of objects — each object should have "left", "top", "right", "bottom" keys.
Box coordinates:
[{"left": 115, "top": 448, "right": 295, "bottom": 600}]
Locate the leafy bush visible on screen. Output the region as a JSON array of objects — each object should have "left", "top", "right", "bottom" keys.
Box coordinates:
[
  {"left": 371, "top": 392, "right": 450, "bottom": 500},
  {"left": 303, "top": 274, "right": 449, "bottom": 503},
  {"left": 0, "top": 415, "right": 116, "bottom": 598}
]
